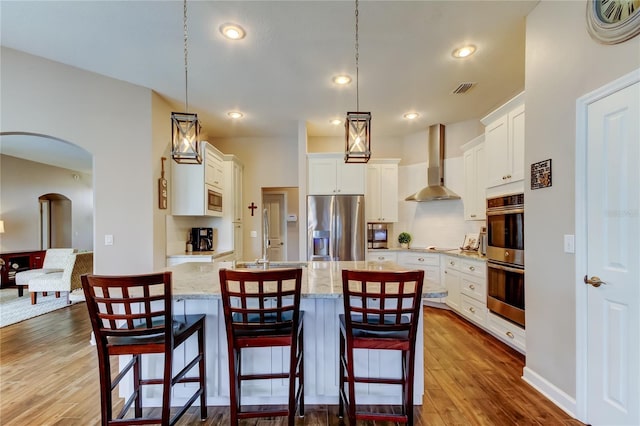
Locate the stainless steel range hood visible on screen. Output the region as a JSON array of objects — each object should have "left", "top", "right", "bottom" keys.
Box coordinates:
[{"left": 405, "top": 124, "right": 461, "bottom": 202}]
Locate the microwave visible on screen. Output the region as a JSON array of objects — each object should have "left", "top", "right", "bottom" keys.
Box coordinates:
[
  {"left": 367, "top": 223, "right": 389, "bottom": 249},
  {"left": 207, "top": 187, "right": 222, "bottom": 214}
]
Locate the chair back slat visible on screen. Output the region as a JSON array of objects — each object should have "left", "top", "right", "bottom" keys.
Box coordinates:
[
  {"left": 81, "top": 272, "right": 173, "bottom": 341},
  {"left": 219, "top": 268, "right": 303, "bottom": 336},
  {"left": 341, "top": 269, "right": 424, "bottom": 335}
]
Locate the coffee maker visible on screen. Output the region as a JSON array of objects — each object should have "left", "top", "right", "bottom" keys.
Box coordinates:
[{"left": 191, "top": 227, "right": 213, "bottom": 251}]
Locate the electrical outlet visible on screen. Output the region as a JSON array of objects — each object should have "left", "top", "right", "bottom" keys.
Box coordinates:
[
  {"left": 105, "top": 234, "right": 114, "bottom": 246},
  {"left": 250, "top": 230, "right": 257, "bottom": 238},
  {"left": 564, "top": 234, "right": 574, "bottom": 253}
]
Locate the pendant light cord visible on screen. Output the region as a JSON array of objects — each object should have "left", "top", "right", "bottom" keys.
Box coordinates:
[
  {"left": 355, "top": 0, "right": 360, "bottom": 113},
  {"left": 183, "top": 0, "right": 189, "bottom": 113}
]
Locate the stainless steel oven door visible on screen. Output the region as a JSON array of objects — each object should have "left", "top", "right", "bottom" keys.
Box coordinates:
[
  {"left": 487, "top": 261, "right": 525, "bottom": 327},
  {"left": 486, "top": 206, "right": 524, "bottom": 267}
]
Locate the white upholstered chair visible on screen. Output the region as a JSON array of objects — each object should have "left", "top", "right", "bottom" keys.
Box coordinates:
[
  {"left": 14, "top": 248, "right": 76, "bottom": 287},
  {"left": 28, "top": 251, "right": 93, "bottom": 305}
]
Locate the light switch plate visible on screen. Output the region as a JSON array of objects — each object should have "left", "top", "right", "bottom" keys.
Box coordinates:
[
  {"left": 564, "top": 234, "right": 575, "bottom": 253},
  {"left": 250, "top": 230, "right": 257, "bottom": 238},
  {"left": 105, "top": 234, "right": 114, "bottom": 246}
]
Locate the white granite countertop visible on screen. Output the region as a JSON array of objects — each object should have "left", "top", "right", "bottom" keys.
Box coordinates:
[
  {"left": 369, "top": 247, "right": 487, "bottom": 261},
  {"left": 165, "top": 260, "right": 448, "bottom": 300}
]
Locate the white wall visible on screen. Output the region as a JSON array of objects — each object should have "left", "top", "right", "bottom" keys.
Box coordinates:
[
  {"left": 1, "top": 47, "right": 164, "bottom": 274},
  {"left": 0, "top": 155, "right": 93, "bottom": 252},
  {"left": 525, "top": 0, "right": 640, "bottom": 402}
]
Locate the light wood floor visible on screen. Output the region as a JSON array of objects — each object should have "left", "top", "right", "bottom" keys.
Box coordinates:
[{"left": 0, "top": 303, "right": 583, "bottom": 425}]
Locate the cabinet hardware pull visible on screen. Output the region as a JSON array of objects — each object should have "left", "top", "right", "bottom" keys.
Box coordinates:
[
  {"left": 469, "top": 307, "right": 476, "bottom": 313},
  {"left": 449, "top": 261, "right": 454, "bottom": 266},
  {"left": 507, "top": 174, "right": 511, "bottom": 179},
  {"left": 506, "top": 331, "right": 514, "bottom": 339},
  {"left": 469, "top": 284, "right": 475, "bottom": 290},
  {"left": 378, "top": 257, "right": 384, "bottom": 260},
  {"left": 470, "top": 214, "right": 476, "bottom": 217},
  {"left": 418, "top": 257, "right": 424, "bottom": 262},
  {"left": 469, "top": 266, "right": 475, "bottom": 271}
]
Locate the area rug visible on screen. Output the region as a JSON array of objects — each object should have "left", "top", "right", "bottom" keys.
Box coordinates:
[{"left": 0, "top": 288, "right": 81, "bottom": 328}]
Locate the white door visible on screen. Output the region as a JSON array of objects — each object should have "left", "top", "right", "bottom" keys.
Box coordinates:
[
  {"left": 264, "top": 194, "right": 285, "bottom": 261},
  {"left": 583, "top": 79, "right": 639, "bottom": 425}
]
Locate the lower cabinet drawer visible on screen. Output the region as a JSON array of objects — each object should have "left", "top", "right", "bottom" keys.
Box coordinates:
[
  {"left": 487, "top": 312, "right": 526, "bottom": 353},
  {"left": 459, "top": 294, "right": 487, "bottom": 326}
]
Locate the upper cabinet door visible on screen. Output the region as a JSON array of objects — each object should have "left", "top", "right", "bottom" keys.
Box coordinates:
[
  {"left": 483, "top": 94, "right": 525, "bottom": 190},
  {"left": 366, "top": 161, "right": 399, "bottom": 222},
  {"left": 308, "top": 155, "right": 365, "bottom": 195}
]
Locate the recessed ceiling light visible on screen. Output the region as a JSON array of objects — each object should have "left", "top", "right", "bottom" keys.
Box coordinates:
[
  {"left": 220, "top": 24, "right": 246, "bottom": 40},
  {"left": 227, "top": 111, "right": 244, "bottom": 119},
  {"left": 330, "top": 118, "right": 343, "bottom": 125},
  {"left": 332, "top": 75, "right": 352, "bottom": 85},
  {"left": 452, "top": 45, "right": 476, "bottom": 59},
  {"left": 403, "top": 112, "right": 420, "bottom": 120}
]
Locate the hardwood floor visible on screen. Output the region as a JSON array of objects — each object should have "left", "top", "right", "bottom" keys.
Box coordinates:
[{"left": 0, "top": 303, "right": 583, "bottom": 425}]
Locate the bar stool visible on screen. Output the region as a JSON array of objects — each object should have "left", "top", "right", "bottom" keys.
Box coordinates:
[
  {"left": 81, "top": 272, "right": 206, "bottom": 426},
  {"left": 339, "top": 269, "right": 424, "bottom": 425},
  {"left": 219, "top": 268, "right": 304, "bottom": 426}
]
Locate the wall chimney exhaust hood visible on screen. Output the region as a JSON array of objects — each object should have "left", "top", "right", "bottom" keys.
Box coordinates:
[{"left": 405, "top": 124, "right": 461, "bottom": 202}]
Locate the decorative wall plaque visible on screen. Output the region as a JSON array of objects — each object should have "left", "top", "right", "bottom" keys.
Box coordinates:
[{"left": 531, "top": 159, "right": 552, "bottom": 190}]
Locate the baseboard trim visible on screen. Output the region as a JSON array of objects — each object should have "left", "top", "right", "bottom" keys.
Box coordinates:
[{"left": 522, "top": 366, "right": 577, "bottom": 419}]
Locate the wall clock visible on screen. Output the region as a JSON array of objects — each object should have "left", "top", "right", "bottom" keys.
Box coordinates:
[{"left": 586, "top": 0, "right": 640, "bottom": 44}]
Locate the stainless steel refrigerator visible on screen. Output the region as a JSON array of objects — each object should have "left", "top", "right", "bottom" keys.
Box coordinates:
[{"left": 307, "top": 195, "right": 365, "bottom": 261}]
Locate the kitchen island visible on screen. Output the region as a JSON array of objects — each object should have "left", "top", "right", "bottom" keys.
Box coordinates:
[{"left": 123, "top": 260, "right": 447, "bottom": 407}]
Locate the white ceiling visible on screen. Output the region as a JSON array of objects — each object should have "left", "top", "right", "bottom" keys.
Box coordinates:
[{"left": 0, "top": 0, "right": 538, "bottom": 171}]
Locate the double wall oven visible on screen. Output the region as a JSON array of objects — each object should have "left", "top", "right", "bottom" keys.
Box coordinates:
[{"left": 486, "top": 193, "right": 525, "bottom": 328}]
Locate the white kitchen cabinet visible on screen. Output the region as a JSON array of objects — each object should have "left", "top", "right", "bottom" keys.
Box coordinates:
[
  {"left": 232, "top": 222, "right": 243, "bottom": 261},
  {"left": 366, "top": 159, "right": 400, "bottom": 222},
  {"left": 366, "top": 249, "right": 397, "bottom": 262},
  {"left": 462, "top": 135, "right": 486, "bottom": 221},
  {"left": 397, "top": 251, "right": 443, "bottom": 305},
  {"left": 443, "top": 256, "right": 461, "bottom": 311},
  {"left": 443, "top": 255, "right": 487, "bottom": 327},
  {"left": 172, "top": 142, "right": 224, "bottom": 217},
  {"left": 482, "top": 92, "right": 525, "bottom": 189},
  {"left": 308, "top": 154, "right": 365, "bottom": 195},
  {"left": 220, "top": 155, "right": 244, "bottom": 259},
  {"left": 487, "top": 311, "right": 526, "bottom": 353}
]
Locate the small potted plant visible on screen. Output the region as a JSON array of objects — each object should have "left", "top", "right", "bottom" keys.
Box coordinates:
[{"left": 398, "top": 232, "right": 412, "bottom": 249}]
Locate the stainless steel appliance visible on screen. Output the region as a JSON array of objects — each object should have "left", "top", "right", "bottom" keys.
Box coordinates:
[
  {"left": 207, "top": 187, "right": 222, "bottom": 214},
  {"left": 486, "top": 193, "right": 524, "bottom": 267},
  {"left": 191, "top": 227, "right": 213, "bottom": 251},
  {"left": 367, "top": 223, "right": 389, "bottom": 249},
  {"left": 486, "top": 193, "right": 525, "bottom": 327},
  {"left": 307, "top": 195, "right": 365, "bottom": 261}
]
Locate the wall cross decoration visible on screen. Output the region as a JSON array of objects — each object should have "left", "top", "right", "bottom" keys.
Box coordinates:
[{"left": 248, "top": 202, "right": 258, "bottom": 216}]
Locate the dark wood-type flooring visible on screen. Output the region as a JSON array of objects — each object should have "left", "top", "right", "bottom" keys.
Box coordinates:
[{"left": 0, "top": 302, "right": 583, "bottom": 425}]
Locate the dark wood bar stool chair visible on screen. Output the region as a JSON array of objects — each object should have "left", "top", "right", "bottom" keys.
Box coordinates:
[
  {"left": 339, "top": 269, "right": 424, "bottom": 425},
  {"left": 219, "top": 268, "right": 304, "bottom": 426},
  {"left": 81, "top": 272, "right": 206, "bottom": 426}
]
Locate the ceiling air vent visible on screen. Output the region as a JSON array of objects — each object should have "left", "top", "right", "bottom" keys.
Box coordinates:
[{"left": 452, "top": 82, "right": 475, "bottom": 94}]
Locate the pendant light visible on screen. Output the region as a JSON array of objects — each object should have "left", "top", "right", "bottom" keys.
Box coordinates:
[
  {"left": 171, "top": 0, "right": 202, "bottom": 164},
  {"left": 344, "top": 0, "right": 371, "bottom": 164}
]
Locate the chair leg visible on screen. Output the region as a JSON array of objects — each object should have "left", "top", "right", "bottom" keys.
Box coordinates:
[
  {"left": 338, "top": 330, "right": 345, "bottom": 419},
  {"left": 298, "top": 322, "right": 304, "bottom": 417},
  {"left": 405, "top": 349, "right": 416, "bottom": 426},
  {"left": 55, "top": 291, "right": 60, "bottom": 298},
  {"left": 161, "top": 352, "right": 172, "bottom": 424},
  {"left": 345, "top": 341, "right": 357, "bottom": 424},
  {"left": 97, "top": 350, "right": 112, "bottom": 426},
  {"left": 134, "top": 354, "right": 143, "bottom": 418},
  {"left": 31, "top": 292, "right": 37, "bottom": 305},
  {"left": 227, "top": 347, "right": 239, "bottom": 425},
  {"left": 199, "top": 325, "right": 207, "bottom": 421}
]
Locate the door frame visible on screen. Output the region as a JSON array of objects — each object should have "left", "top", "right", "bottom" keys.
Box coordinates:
[
  {"left": 262, "top": 190, "right": 288, "bottom": 261},
  {"left": 574, "top": 67, "right": 640, "bottom": 423}
]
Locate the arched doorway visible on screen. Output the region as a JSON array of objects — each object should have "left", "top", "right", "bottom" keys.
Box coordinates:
[{"left": 39, "top": 193, "right": 72, "bottom": 249}]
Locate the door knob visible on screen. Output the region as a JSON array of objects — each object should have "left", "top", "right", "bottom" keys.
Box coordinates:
[{"left": 584, "top": 275, "right": 606, "bottom": 288}]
